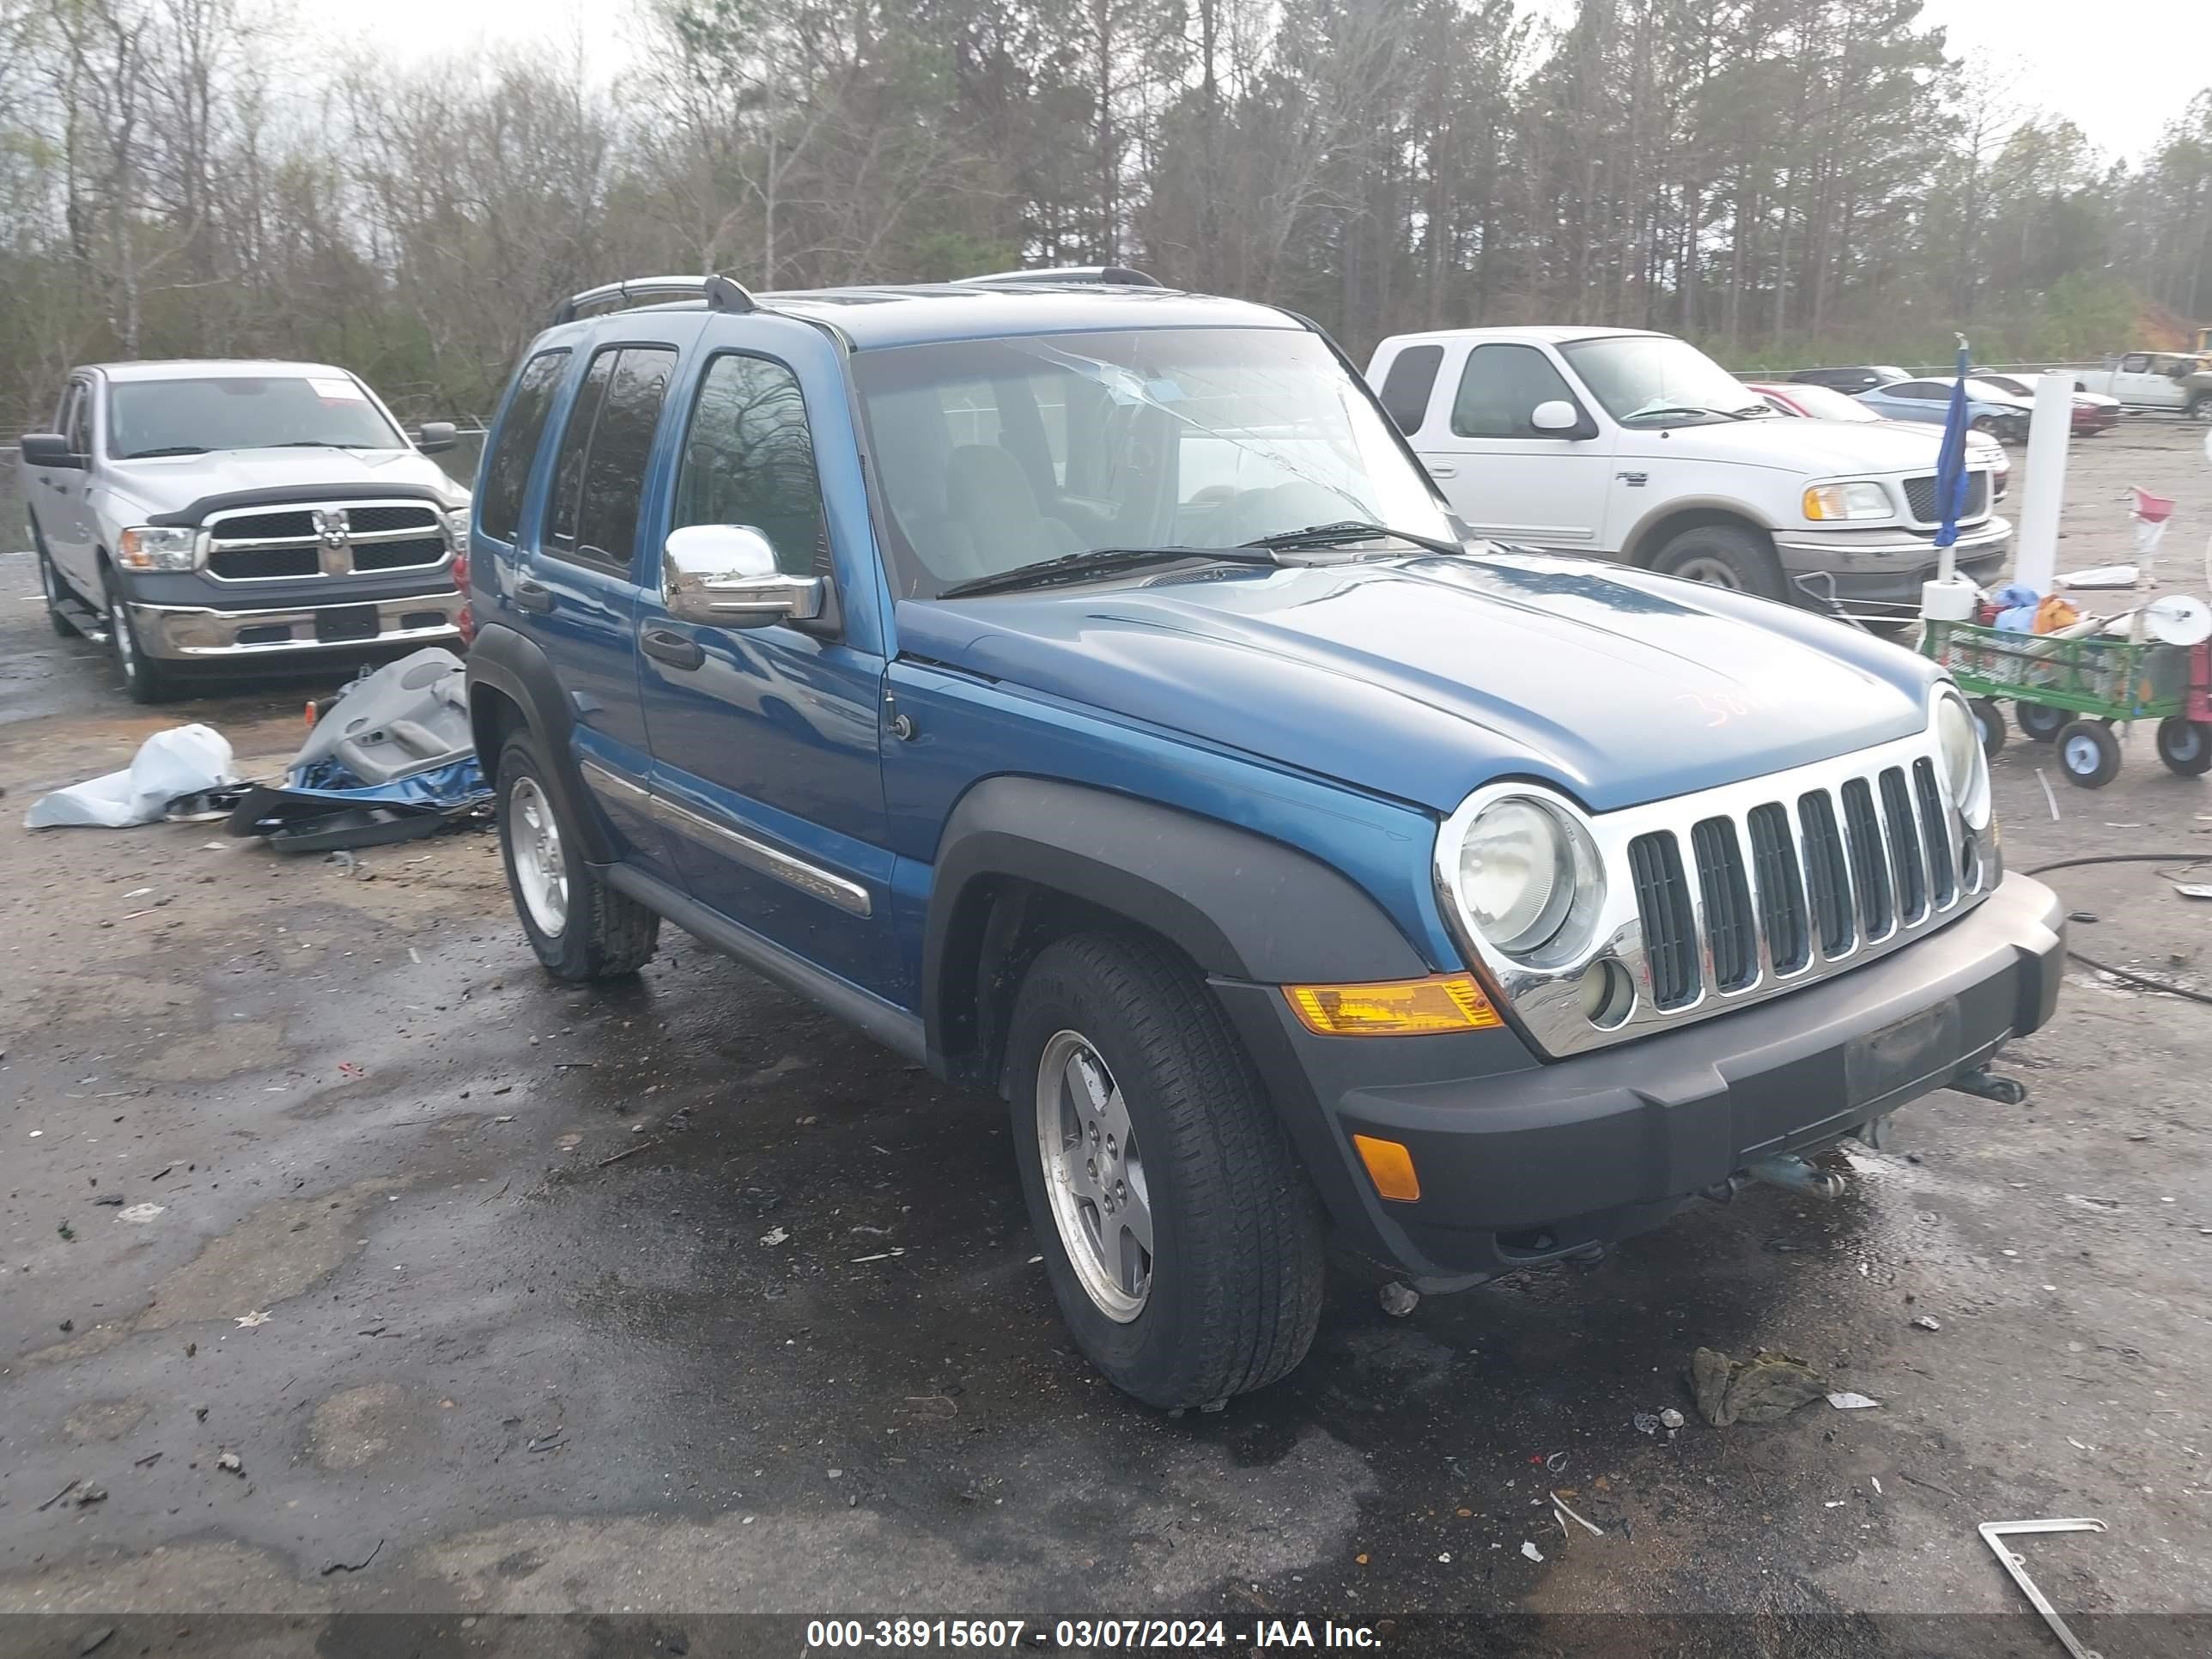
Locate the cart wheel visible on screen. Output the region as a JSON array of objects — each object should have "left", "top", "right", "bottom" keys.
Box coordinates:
[
  {"left": 2015, "top": 701, "right": 2067, "bottom": 743},
  {"left": 2155, "top": 717, "right": 2212, "bottom": 777},
  {"left": 1969, "top": 698, "right": 2006, "bottom": 758},
  {"left": 2057, "top": 719, "right": 2122, "bottom": 788}
]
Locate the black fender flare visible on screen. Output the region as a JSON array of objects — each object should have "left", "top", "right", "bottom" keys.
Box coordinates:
[
  {"left": 922, "top": 776, "right": 1431, "bottom": 1072},
  {"left": 465, "top": 619, "right": 616, "bottom": 864}
]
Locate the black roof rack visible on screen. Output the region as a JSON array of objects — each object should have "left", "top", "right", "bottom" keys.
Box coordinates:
[
  {"left": 552, "top": 273, "right": 758, "bottom": 326},
  {"left": 957, "top": 265, "right": 1163, "bottom": 289}
]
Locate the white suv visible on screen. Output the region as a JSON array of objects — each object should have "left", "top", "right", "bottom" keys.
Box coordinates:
[{"left": 1366, "top": 326, "right": 2010, "bottom": 602}]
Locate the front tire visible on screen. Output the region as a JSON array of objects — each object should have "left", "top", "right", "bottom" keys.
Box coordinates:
[
  {"left": 2186, "top": 392, "right": 2211, "bottom": 422},
  {"left": 101, "top": 568, "right": 173, "bottom": 703},
  {"left": 2156, "top": 717, "right": 2212, "bottom": 777},
  {"left": 2057, "top": 719, "right": 2122, "bottom": 788},
  {"left": 1969, "top": 697, "right": 2006, "bottom": 758},
  {"left": 495, "top": 732, "right": 659, "bottom": 981},
  {"left": 1649, "top": 523, "right": 1784, "bottom": 599},
  {"left": 1005, "top": 933, "right": 1324, "bottom": 1408}
]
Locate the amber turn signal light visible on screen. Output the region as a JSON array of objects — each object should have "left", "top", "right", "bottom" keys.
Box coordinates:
[
  {"left": 1283, "top": 974, "right": 1500, "bottom": 1037},
  {"left": 1352, "top": 1134, "right": 1421, "bottom": 1202}
]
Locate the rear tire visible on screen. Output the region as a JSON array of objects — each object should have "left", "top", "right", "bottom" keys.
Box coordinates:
[
  {"left": 1969, "top": 697, "right": 2006, "bottom": 758},
  {"left": 1004, "top": 932, "right": 1324, "bottom": 1408},
  {"left": 496, "top": 732, "right": 659, "bottom": 981},
  {"left": 2056, "top": 719, "right": 2122, "bottom": 789},
  {"left": 2186, "top": 392, "right": 2211, "bottom": 422},
  {"left": 2015, "top": 701, "right": 2067, "bottom": 743},
  {"left": 35, "top": 538, "right": 77, "bottom": 638},
  {"left": 1649, "top": 523, "right": 1784, "bottom": 600},
  {"left": 2155, "top": 717, "right": 2212, "bottom": 777}
]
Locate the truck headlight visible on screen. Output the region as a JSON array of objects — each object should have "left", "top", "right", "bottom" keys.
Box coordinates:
[
  {"left": 443, "top": 506, "right": 471, "bottom": 551},
  {"left": 1936, "top": 689, "right": 1991, "bottom": 829},
  {"left": 1438, "top": 793, "right": 1603, "bottom": 961},
  {"left": 1802, "top": 482, "right": 1892, "bottom": 522},
  {"left": 115, "top": 526, "right": 199, "bottom": 570}
]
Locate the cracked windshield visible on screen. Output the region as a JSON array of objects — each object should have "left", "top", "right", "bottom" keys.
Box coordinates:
[{"left": 854, "top": 327, "right": 1455, "bottom": 599}]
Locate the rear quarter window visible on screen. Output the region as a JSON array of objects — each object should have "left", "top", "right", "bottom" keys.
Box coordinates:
[
  {"left": 1376, "top": 344, "right": 1443, "bottom": 434},
  {"left": 477, "top": 349, "right": 568, "bottom": 544}
]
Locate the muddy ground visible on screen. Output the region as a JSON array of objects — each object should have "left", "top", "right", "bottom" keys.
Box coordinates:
[{"left": 2, "top": 422, "right": 2209, "bottom": 1659}]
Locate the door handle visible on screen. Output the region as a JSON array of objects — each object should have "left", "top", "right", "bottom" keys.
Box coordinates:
[
  {"left": 512, "top": 576, "right": 553, "bottom": 614},
  {"left": 640, "top": 625, "right": 706, "bottom": 671},
  {"left": 1427, "top": 464, "right": 1457, "bottom": 477}
]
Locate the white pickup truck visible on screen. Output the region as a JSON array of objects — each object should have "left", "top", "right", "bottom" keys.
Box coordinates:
[
  {"left": 1365, "top": 326, "right": 2009, "bottom": 603},
  {"left": 2069, "top": 351, "right": 2212, "bottom": 416}
]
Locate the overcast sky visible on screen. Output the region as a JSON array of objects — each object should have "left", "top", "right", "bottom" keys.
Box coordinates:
[{"left": 321, "top": 0, "right": 2211, "bottom": 165}]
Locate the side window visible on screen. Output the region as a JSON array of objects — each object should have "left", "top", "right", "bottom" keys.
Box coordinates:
[
  {"left": 1376, "top": 345, "right": 1443, "bottom": 434},
  {"left": 1449, "top": 343, "right": 1580, "bottom": 439},
  {"left": 547, "top": 345, "right": 678, "bottom": 570},
  {"left": 68, "top": 386, "right": 91, "bottom": 454},
  {"left": 575, "top": 348, "right": 677, "bottom": 568},
  {"left": 2120, "top": 354, "right": 2150, "bottom": 374},
  {"left": 549, "top": 349, "right": 616, "bottom": 548},
  {"left": 54, "top": 383, "right": 81, "bottom": 449},
  {"left": 1890, "top": 381, "right": 1936, "bottom": 400},
  {"left": 672, "top": 354, "right": 828, "bottom": 578},
  {"left": 477, "top": 349, "right": 568, "bottom": 544}
]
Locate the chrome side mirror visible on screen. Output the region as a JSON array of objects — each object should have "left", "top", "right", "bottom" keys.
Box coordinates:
[
  {"left": 662, "top": 524, "right": 824, "bottom": 629},
  {"left": 1530, "top": 399, "right": 1582, "bottom": 434}
]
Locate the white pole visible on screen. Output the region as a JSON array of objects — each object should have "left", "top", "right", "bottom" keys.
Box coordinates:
[{"left": 2012, "top": 374, "right": 2073, "bottom": 594}]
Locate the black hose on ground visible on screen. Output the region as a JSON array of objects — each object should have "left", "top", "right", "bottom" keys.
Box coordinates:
[{"left": 2022, "top": 851, "right": 2212, "bottom": 1006}]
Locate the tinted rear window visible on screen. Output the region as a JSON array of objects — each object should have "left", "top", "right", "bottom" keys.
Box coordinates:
[
  {"left": 477, "top": 349, "right": 568, "bottom": 544},
  {"left": 546, "top": 345, "right": 678, "bottom": 571},
  {"left": 1376, "top": 344, "right": 1443, "bottom": 434}
]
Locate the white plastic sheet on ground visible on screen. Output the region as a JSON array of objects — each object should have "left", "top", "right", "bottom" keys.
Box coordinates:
[{"left": 23, "top": 724, "right": 236, "bottom": 830}]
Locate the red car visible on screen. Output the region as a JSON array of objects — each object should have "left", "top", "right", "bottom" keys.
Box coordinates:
[
  {"left": 1745, "top": 380, "right": 2011, "bottom": 499},
  {"left": 1974, "top": 371, "right": 2119, "bottom": 435}
]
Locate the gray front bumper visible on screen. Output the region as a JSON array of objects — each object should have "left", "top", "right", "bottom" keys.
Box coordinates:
[
  {"left": 1769, "top": 520, "right": 2017, "bottom": 597},
  {"left": 128, "top": 590, "right": 464, "bottom": 660}
]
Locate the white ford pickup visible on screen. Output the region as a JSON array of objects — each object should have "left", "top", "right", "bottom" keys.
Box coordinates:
[
  {"left": 1366, "top": 326, "right": 2010, "bottom": 604},
  {"left": 2069, "top": 351, "right": 2212, "bottom": 417}
]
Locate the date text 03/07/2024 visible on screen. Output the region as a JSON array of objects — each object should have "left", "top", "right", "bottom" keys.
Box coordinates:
[{"left": 800, "top": 1619, "right": 1384, "bottom": 1650}]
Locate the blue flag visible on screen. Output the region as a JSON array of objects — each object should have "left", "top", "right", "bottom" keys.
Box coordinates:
[{"left": 1934, "top": 340, "right": 1972, "bottom": 550}]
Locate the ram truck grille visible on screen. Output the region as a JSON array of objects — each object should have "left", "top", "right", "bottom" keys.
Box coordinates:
[{"left": 204, "top": 500, "right": 448, "bottom": 581}]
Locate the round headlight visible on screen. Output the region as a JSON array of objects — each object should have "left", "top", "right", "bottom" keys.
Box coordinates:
[
  {"left": 1455, "top": 797, "right": 1577, "bottom": 955},
  {"left": 1935, "top": 690, "right": 1991, "bottom": 828}
]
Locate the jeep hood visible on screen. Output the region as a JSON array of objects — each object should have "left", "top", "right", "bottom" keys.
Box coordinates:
[
  {"left": 100, "top": 447, "right": 466, "bottom": 520},
  {"left": 901, "top": 553, "right": 1940, "bottom": 815},
  {"left": 1619, "top": 417, "right": 1946, "bottom": 476}
]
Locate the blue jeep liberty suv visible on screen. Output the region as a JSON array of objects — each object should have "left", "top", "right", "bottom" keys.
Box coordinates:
[{"left": 464, "top": 269, "right": 2066, "bottom": 1408}]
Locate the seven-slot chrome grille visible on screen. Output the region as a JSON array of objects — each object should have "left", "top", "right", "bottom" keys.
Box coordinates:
[
  {"left": 203, "top": 499, "right": 449, "bottom": 582},
  {"left": 1902, "top": 471, "right": 1991, "bottom": 526},
  {"left": 1437, "top": 722, "right": 1991, "bottom": 1060}
]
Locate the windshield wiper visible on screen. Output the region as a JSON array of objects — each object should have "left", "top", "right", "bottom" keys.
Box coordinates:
[
  {"left": 939, "top": 545, "right": 1279, "bottom": 599},
  {"left": 120, "top": 445, "right": 210, "bottom": 459},
  {"left": 264, "top": 440, "right": 373, "bottom": 449},
  {"left": 1620, "top": 402, "right": 1736, "bottom": 424},
  {"left": 1241, "top": 519, "right": 1466, "bottom": 558}
]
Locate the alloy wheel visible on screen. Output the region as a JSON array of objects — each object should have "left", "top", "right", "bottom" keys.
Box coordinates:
[
  {"left": 1670, "top": 556, "right": 1743, "bottom": 589},
  {"left": 109, "top": 593, "right": 137, "bottom": 684},
  {"left": 1035, "top": 1029, "right": 1152, "bottom": 1322},
  {"left": 507, "top": 775, "right": 569, "bottom": 937}
]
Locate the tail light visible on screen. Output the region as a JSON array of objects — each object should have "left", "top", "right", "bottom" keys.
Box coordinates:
[{"left": 453, "top": 548, "right": 475, "bottom": 646}]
